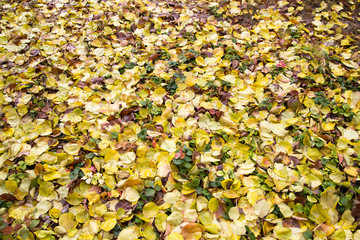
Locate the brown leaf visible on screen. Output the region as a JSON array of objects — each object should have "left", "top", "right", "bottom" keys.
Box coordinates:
[
  {"left": 114, "top": 141, "right": 137, "bottom": 153},
  {"left": 287, "top": 97, "right": 301, "bottom": 111},
  {"left": 203, "top": 51, "right": 213, "bottom": 57},
  {"left": 37, "top": 111, "right": 48, "bottom": 119},
  {"left": 283, "top": 218, "right": 300, "bottom": 228},
  {"left": 116, "top": 32, "right": 127, "bottom": 40},
  {"left": 76, "top": 81, "right": 87, "bottom": 88},
  {"left": 17, "top": 150, "right": 30, "bottom": 158},
  {"left": 34, "top": 163, "right": 44, "bottom": 175},
  {"left": 125, "top": 34, "right": 136, "bottom": 41},
  {"left": 148, "top": 53, "right": 160, "bottom": 61},
  {"left": 101, "top": 122, "right": 111, "bottom": 131},
  {"left": 120, "top": 107, "right": 140, "bottom": 122},
  {"left": 289, "top": 156, "right": 299, "bottom": 166},
  {"left": 122, "top": 112, "right": 135, "bottom": 122},
  {"left": 181, "top": 223, "right": 203, "bottom": 240},
  {"left": 231, "top": 60, "right": 239, "bottom": 68},
  {"left": 116, "top": 171, "right": 130, "bottom": 180},
  {"left": 351, "top": 202, "right": 360, "bottom": 218},
  {"left": 0, "top": 224, "right": 21, "bottom": 235},
  {"left": 91, "top": 77, "right": 104, "bottom": 85},
  {"left": 66, "top": 44, "right": 76, "bottom": 52},
  {"left": 310, "top": 160, "right": 322, "bottom": 170},
  {"left": 154, "top": 191, "right": 165, "bottom": 205},
  {"left": 30, "top": 49, "right": 40, "bottom": 56},
  {"left": 115, "top": 200, "right": 133, "bottom": 212},
  {"left": 130, "top": 23, "right": 137, "bottom": 32},
  {"left": 0, "top": 193, "right": 17, "bottom": 201},
  {"left": 318, "top": 134, "right": 333, "bottom": 143}
]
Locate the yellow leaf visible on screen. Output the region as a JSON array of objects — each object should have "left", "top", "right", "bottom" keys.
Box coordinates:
[
  {"left": 5, "top": 180, "right": 17, "bottom": 193},
  {"left": 59, "top": 213, "right": 77, "bottom": 231},
  {"left": 228, "top": 207, "right": 240, "bottom": 220},
  {"left": 95, "top": 204, "right": 108, "bottom": 216},
  {"left": 199, "top": 211, "right": 212, "bottom": 225},
  {"left": 185, "top": 76, "right": 196, "bottom": 86},
  {"left": 330, "top": 229, "right": 346, "bottom": 239},
  {"left": 278, "top": 202, "right": 293, "bottom": 218},
  {"left": 344, "top": 166, "right": 358, "bottom": 177},
  {"left": 153, "top": 87, "right": 167, "bottom": 98},
  {"left": 166, "top": 232, "right": 183, "bottom": 240},
  {"left": 43, "top": 171, "right": 61, "bottom": 181},
  {"left": 223, "top": 190, "right": 239, "bottom": 199},
  {"left": 343, "top": 128, "right": 359, "bottom": 140},
  {"left": 254, "top": 199, "right": 271, "bottom": 218},
  {"left": 322, "top": 122, "right": 335, "bottom": 131},
  {"left": 64, "top": 143, "right": 80, "bottom": 155},
  {"left": 167, "top": 211, "right": 183, "bottom": 226},
  {"left": 309, "top": 204, "right": 331, "bottom": 224},
  {"left": 208, "top": 198, "right": 219, "bottom": 213},
  {"left": 297, "top": 72, "right": 308, "bottom": 78},
  {"left": 66, "top": 192, "right": 83, "bottom": 205},
  {"left": 329, "top": 62, "right": 346, "bottom": 76},
  {"left": 143, "top": 202, "right": 159, "bottom": 219},
  {"left": 314, "top": 74, "right": 325, "bottom": 84},
  {"left": 155, "top": 213, "right": 168, "bottom": 232},
  {"left": 104, "top": 149, "right": 120, "bottom": 162},
  {"left": 196, "top": 196, "right": 208, "bottom": 212},
  {"left": 39, "top": 182, "right": 54, "bottom": 197},
  {"left": 164, "top": 190, "right": 181, "bottom": 205},
  {"left": 320, "top": 187, "right": 339, "bottom": 209},
  {"left": 307, "top": 148, "right": 322, "bottom": 161},
  {"left": 160, "top": 139, "right": 177, "bottom": 153},
  {"left": 260, "top": 28, "right": 271, "bottom": 40},
  {"left": 123, "top": 187, "right": 140, "bottom": 203},
  {"left": 100, "top": 218, "right": 117, "bottom": 231},
  {"left": 49, "top": 208, "right": 61, "bottom": 219},
  {"left": 329, "top": 172, "right": 345, "bottom": 183},
  {"left": 142, "top": 225, "right": 157, "bottom": 240},
  {"left": 120, "top": 152, "right": 136, "bottom": 165},
  {"left": 9, "top": 205, "right": 34, "bottom": 221},
  {"left": 230, "top": 111, "right": 242, "bottom": 123},
  {"left": 117, "top": 226, "right": 139, "bottom": 240},
  {"left": 204, "top": 224, "right": 220, "bottom": 234},
  {"left": 221, "top": 179, "right": 233, "bottom": 189},
  {"left": 275, "top": 227, "right": 292, "bottom": 240},
  {"left": 195, "top": 56, "right": 205, "bottom": 66}
]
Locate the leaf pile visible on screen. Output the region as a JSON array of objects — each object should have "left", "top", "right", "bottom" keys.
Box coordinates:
[{"left": 1, "top": 0, "right": 360, "bottom": 239}]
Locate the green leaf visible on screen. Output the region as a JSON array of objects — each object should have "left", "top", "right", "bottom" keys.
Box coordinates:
[
  {"left": 111, "top": 131, "right": 119, "bottom": 139},
  {"left": 154, "top": 185, "right": 161, "bottom": 191},
  {"left": 145, "top": 181, "right": 155, "bottom": 188},
  {"left": 184, "top": 155, "right": 192, "bottom": 162},
  {"left": 339, "top": 196, "right": 348, "bottom": 206},
  {"left": 183, "top": 162, "right": 192, "bottom": 169},
  {"left": 137, "top": 128, "right": 147, "bottom": 141},
  {"left": 85, "top": 153, "right": 95, "bottom": 159},
  {"left": 145, "top": 188, "right": 156, "bottom": 197},
  {"left": 90, "top": 138, "right": 101, "bottom": 144},
  {"left": 303, "top": 229, "right": 313, "bottom": 239},
  {"left": 191, "top": 177, "right": 201, "bottom": 187},
  {"left": 69, "top": 171, "right": 78, "bottom": 180},
  {"left": 29, "top": 219, "right": 40, "bottom": 229},
  {"left": 173, "top": 159, "right": 183, "bottom": 165}
]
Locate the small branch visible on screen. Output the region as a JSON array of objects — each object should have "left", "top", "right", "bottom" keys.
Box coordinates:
[{"left": 296, "top": 89, "right": 309, "bottom": 116}]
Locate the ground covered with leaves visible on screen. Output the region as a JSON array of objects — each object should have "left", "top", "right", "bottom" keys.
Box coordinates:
[{"left": 1, "top": 0, "right": 360, "bottom": 239}]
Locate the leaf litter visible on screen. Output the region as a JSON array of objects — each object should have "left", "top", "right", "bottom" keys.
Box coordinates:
[{"left": 0, "top": 0, "right": 360, "bottom": 239}]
